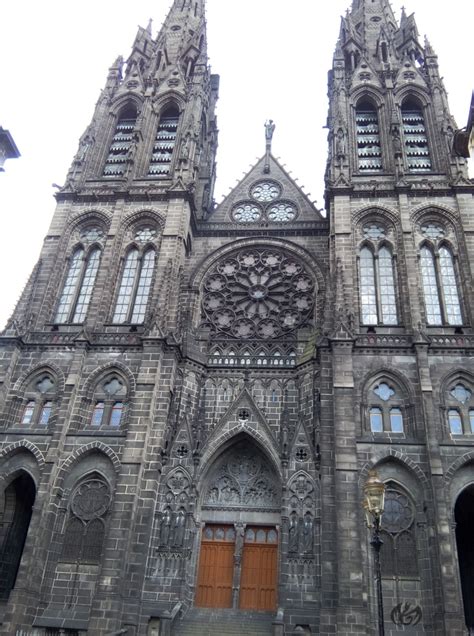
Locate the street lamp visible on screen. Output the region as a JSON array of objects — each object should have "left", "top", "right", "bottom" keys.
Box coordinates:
[{"left": 363, "top": 469, "right": 386, "bottom": 636}]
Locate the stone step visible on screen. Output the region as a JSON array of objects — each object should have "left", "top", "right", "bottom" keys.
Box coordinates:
[{"left": 173, "top": 608, "right": 274, "bottom": 636}]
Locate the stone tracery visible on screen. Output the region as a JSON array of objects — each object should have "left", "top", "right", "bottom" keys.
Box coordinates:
[{"left": 201, "top": 248, "right": 315, "bottom": 339}]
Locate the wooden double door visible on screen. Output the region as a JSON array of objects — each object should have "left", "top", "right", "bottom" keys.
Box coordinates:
[{"left": 195, "top": 524, "right": 278, "bottom": 611}]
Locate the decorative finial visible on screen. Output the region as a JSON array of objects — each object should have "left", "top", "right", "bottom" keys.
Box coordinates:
[
  {"left": 147, "top": 18, "right": 153, "bottom": 36},
  {"left": 264, "top": 119, "right": 275, "bottom": 173}
]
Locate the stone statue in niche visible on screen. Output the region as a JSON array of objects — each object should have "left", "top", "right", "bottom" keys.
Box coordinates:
[
  {"left": 301, "top": 512, "right": 313, "bottom": 553},
  {"left": 160, "top": 508, "right": 172, "bottom": 545},
  {"left": 173, "top": 509, "right": 186, "bottom": 547},
  {"left": 289, "top": 512, "right": 299, "bottom": 553}
]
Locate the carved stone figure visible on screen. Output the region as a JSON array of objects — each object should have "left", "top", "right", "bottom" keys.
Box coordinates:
[
  {"left": 173, "top": 509, "right": 186, "bottom": 547},
  {"left": 265, "top": 119, "right": 276, "bottom": 141},
  {"left": 335, "top": 127, "right": 346, "bottom": 159},
  {"left": 289, "top": 512, "right": 299, "bottom": 552},
  {"left": 160, "top": 508, "right": 172, "bottom": 545},
  {"left": 302, "top": 512, "right": 313, "bottom": 553}
]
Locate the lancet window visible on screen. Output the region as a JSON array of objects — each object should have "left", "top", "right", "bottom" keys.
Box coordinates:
[
  {"left": 148, "top": 106, "right": 180, "bottom": 176},
  {"left": 55, "top": 247, "right": 101, "bottom": 323},
  {"left": 113, "top": 245, "right": 156, "bottom": 324},
  {"left": 355, "top": 101, "right": 383, "bottom": 172},
  {"left": 420, "top": 244, "right": 462, "bottom": 326},
  {"left": 358, "top": 225, "right": 398, "bottom": 326},
  {"left": 103, "top": 106, "right": 137, "bottom": 177},
  {"left": 401, "top": 99, "right": 431, "bottom": 172}
]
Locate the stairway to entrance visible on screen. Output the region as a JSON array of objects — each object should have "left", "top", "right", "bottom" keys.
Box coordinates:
[{"left": 172, "top": 608, "right": 275, "bottom": 635}]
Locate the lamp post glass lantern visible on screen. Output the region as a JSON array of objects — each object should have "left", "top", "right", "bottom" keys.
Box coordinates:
[{"left": 363, "top": 469, "right": 386, "bottom": 636}]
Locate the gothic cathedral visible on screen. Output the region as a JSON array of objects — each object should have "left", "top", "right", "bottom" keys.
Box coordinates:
[{"left": 0, "top": 1, "right": 473, "bottom": 634}]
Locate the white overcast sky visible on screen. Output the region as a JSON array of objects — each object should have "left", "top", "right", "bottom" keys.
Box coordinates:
[{"left": 0, "top": 0, "right": 472, "bottom": 329}]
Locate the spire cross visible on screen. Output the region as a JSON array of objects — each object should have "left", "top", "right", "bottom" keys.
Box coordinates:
[{"left": 264, "top": 119, "right": 275, "bottom": 174}]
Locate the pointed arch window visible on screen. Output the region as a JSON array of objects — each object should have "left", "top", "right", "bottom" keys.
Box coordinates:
[
  {"left": 420, "top": 245, "right": 462, "bottom": 325},
  {"left": 87, "top": 373, "right": 128, "bottom": 430},
  {"left": 359, "top": 246, "right": 398, "bottom": 325},
  {"left": 356, "top": 101, "right": 383, "bottom": 172},
  {"left": 446, "top": 381, "right": 474, "bottom": 435},
  {"left": 148, "top": 106, "right": 180, "bottom": 176},
  {"left": 55, "top": 247, "right": 101, "bottom": 324},
  {"left": 103, "top": 106, "right": 137, "bottom": 177},
  {"left": 17, "top": 372, "right": 56, "bottom": 428},
  {"left": 113, "top": 248, "right": 156, "bottom": 324},
  {"left": 366, "top": 380, "right": 407, "bottom": 434},
  {"left": 401, "top": 99, "right": 431, "bottom": 172},
  {"left": 380, "top": 487, "right": 418, "bottom": 578},
  {"left": 61, "top": 478, "right": 110, "bottom": 564}
]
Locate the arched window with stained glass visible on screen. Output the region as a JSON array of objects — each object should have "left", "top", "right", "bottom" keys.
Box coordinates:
[
  {"left": 113, "top": 243, "right": 156, "bottom": 324},
  {"left": 420, "top": 243, "right": 462, "bottom": 326},
  {"left": 359, "top": 240, "right": 398, "bottom": 326},
  {"left": 55, "top": 246, "right": 101, "bottom": 324}
]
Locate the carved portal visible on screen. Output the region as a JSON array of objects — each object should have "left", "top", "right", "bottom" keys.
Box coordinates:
[{"left": 204, "top": 440, "right": 280, "bottom": 510}]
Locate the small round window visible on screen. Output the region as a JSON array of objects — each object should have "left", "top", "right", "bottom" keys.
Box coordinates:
[
  {"left": 232, "top": 203, "right": 262, "bottom": 224},
  {"left": 267, "top": 202, "right": 297, "bottom": 222},
  {"left": 250, "top": 181, "right": 281, "bottom": 202}
]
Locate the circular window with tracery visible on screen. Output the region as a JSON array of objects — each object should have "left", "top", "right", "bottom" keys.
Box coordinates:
[
  {"left": 71, "top": 479, "right": 111, "bottom": 521},
  {"left": 250, "top": 181, "right": 281, "bottom": 202},
  {"left": 202, "top": 248, "right": 315, "bottom": 339},
  {"left": 232, "top": 203, "right": 262, "bottom": 224},
  {"left": 267, "top": 202, "right": 297, "bottom": 222}
]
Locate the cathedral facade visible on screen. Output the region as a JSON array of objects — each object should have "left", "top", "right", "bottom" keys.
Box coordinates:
[{"left": 0, "top": 1, "right": 473, "bottom": 634}]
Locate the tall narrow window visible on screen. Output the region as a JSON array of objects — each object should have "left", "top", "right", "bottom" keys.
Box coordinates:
[
  {"left": 449, "top": 409, "right": 463, "bottom": 435},
  {"left": 401, "top": 99, "right": 431, "bottom": 172},
  {"left": 370, "top": 407, "right": 383, "bottom": 432},
  {"left": 113, "top": 248, "right": 155, "bottom": 324},
  {"left": 21, "top": 400, "right": 35, "bottom": 425},
  {"left": 360, "top": 248, "right": 378, "bottom": 325},
  {"left": 55, "top": 247, "right": 101, "bottom": 324},
  {"left": 420, "top": 246, "right": 462, "bottom": 325},
  {"left": 380, "top": 487, "right": 418, "bottom": 578},
  {"left": 439, "top": 247, "right": 462, "bottom": 325},
  {"left": 148, "top": 106, "right": 180, "bottom": 176},
  {"left": 103, "top": 106, "right": 137, "bottom": 177},
  {"left": 359, "top": 246, "right": 398, "bottom": 325},
  {"left": 356, "top": 102, "right": 383, "bottom": 172}
]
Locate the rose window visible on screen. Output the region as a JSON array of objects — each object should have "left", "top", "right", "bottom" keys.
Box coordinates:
[
  {"left": 250, "top": 181, "right": 281, "bottom": 202},
  {"left": 268, "top": 202, "right": 297, "bottom": 222},
  {"left": 232, "top": 203, "right": 262, "bottom": 223},
  {"left": 202, "top": 248, "right": 314, "bottom": 339}
]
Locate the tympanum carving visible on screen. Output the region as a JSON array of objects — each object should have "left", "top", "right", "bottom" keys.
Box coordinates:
[{"left": 204, "top": 441, "right": 280, "bottom": 510}]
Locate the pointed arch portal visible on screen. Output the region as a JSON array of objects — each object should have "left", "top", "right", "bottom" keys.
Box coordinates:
[
  {"left": 195, "top": 439, "right": 280, "bottom": 611},
  {"left": 0, "top": 472, "right": 36, "bottom": 600},
  {"left": 455, "top": 485, "right": 474, "bottom": 630}
]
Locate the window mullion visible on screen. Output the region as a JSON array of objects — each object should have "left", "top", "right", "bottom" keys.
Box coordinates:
[
  {"left": 374, "top": 252, "right": 382, "bottom": 325},
  {"left": 69, "top": 255, "right": 88, "bottom": 323},
  {"left": 434, "top": 252, "right": 448, "bottom": 325},
  {"left": 127, "top": 252, "right": 144, "bottom": 322}
]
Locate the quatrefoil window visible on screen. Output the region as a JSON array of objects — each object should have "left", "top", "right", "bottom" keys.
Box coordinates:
[
  {"left": 202, "top": 248, "right": 314, "bottom": 339},
  {"left": 373, "top": 382, "right": 395, "bottom": 401},
  {"left": 450, "top": 384, "right": 472, "bottom": 404}
]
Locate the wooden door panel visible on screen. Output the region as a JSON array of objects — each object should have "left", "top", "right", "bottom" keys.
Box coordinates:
[
  {"left": 240, "top": 542, "right": 277, "bottom": 611},
  {"left": 196, "top": 542, "right": 234, "bottom": 608}
]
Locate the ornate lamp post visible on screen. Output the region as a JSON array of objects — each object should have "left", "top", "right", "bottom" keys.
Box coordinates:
[{"left": 363, "top": 469, "right": 386, "bottom": 636}]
